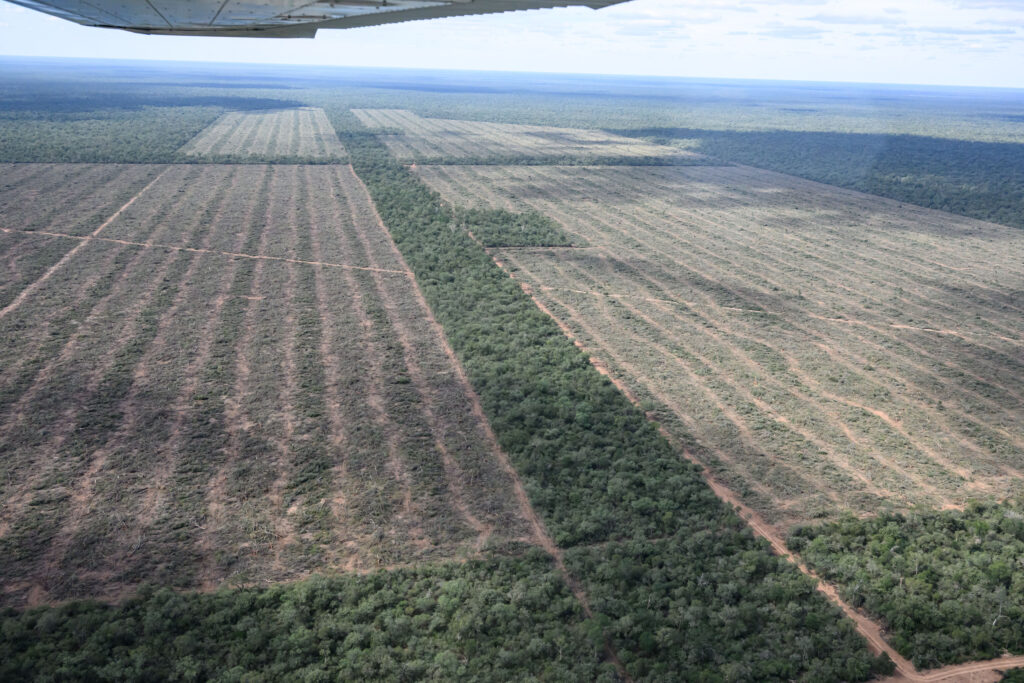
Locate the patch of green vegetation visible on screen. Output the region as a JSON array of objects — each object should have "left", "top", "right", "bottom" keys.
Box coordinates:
[
  {"left": 0, "top": 107, "right": 220, "bottom": 163},
  {"left": 333, "top": 111, "right": 891, "bottom": 680},
  {"left": 790, "top": 500, "right": 1024, "bottom": 669},
  {"left": 454, "top": 207, "right": 578, "bottom": 247},
  {"left": 0, "top": 551, "right": 611, "bottom": 681}
]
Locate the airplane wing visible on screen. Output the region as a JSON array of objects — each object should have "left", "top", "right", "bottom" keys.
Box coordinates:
[{"left": 4, "top": 0, "right": 630, "bottom": 37}]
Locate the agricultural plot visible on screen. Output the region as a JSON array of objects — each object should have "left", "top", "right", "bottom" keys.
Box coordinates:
[
  {"left": 0, "top": 163, "right": 166, "bottom": 236},
  {"left": 0, "top": 163, "right": 532, "bottom": 607},
  {"left": 179, "top": 107, "right": 346, "bottom": 161},
  {"left": 417, "top": 163, "right": 1024, "bottom": 530},
  {"left": 0, "top": 231, "right": 78, "bottom": 310},
  {"left": 351, "top": 108, "right": 696, "bottom": 163}
]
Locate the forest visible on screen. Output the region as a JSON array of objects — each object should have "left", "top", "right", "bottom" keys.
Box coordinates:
[
  {"left": 791, "top": 501, "right": 1024, "bottom": 669},
  {"left": 453, "top": 207, "right": 577, "bottom": 247},
  {"left": 0, "top": 552, "right": 610, "bottom": 680}
]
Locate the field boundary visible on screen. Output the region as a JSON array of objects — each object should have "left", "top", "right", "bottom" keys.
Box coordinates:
[{"left": 347, "top": 164, "right": 634, "bottom": 682}]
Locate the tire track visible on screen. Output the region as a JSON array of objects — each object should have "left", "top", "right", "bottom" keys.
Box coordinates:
[{"left": 0, "top": 226, "right": 410, "bottom": 274}]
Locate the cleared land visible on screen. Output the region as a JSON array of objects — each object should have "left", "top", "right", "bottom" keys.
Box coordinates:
[
  {"left": 0, "top": 163, "right": 166, "bottom": 236},
  {"left": 0, "top": 163, "right": 532, "bottom": 607},
  {"left": 351, "top": 108, "right": 696, "bottom": 162},
  {"left": 179, "top": 107, "right": 346, "bottom": 161},
  {"left": 417, "top": 163, "right": 1024, "bottom": 530}
]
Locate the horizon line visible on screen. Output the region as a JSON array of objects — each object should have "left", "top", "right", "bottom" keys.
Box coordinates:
[{"left": 3, "top": 53, "right": 1024, "bottom": 93}]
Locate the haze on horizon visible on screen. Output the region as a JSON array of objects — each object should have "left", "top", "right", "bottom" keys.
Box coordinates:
[{"left": 0, "top": 0, "right": 1022, "bottom": 90}]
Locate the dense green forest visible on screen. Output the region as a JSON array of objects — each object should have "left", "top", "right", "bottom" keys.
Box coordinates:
[
  {"left": 0, "top": 105, "right": 216, "bottom": 163},
  {"left": 0, "top": 552, "right": 612, "bottom": 680},
  {"left": 791, "top": 501, "right": 1024, "bottom": 668},
  {"left": 1005, "top": 668, "right": 1024, "bottom": 682},
  {"left": 453, "top": 207, "right": 577, "bottom": 247}
]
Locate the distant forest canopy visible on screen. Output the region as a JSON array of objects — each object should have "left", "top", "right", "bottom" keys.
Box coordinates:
[{"left": 620, "top": 128, "right": 1024, "bottom": 231}]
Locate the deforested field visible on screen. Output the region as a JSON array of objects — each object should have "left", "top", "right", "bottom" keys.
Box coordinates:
[
  {"left": 417, "top": 163, "right": 1024, "bottom": 529},
  {"left": 351, "top": 108, "right": 695, "bottom": 162},
  {"left": 179, "top": 107, "right": 347, "bottom": 161},
  {"left": 0, "top": 162, "right": 533, "bottom": 608},
  {"left": 0, "top": 163, "right": 166, "bottom": 236}
]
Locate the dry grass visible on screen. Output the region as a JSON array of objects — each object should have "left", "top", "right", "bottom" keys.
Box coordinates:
[{"left": 417, "top": 163, "right": 1024, "bottom": 530}]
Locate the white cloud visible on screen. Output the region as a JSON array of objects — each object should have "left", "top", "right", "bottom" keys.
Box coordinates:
[
  {"left": 952, "top": 0, "right": 1024, "bottom": 9},
  {"left": 0, "top": 0, "right": 1023, "bottom": 87},
  {"left": 805, "top": 13, "right": 907, "bottom": 25}
]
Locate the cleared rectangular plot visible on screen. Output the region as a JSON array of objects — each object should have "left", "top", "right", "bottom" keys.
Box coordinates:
[
  {"left": 180, "top": 107, "right": 346, "bottom": 161},
  {"left": 0, "top": 163, "right": 532, "bottom": 607},
  {"left": 352, "top": 108, "right": 696, "bottom": 162},
  {"left": 98, "top": 164, "right": 406, "bottom": 270},
  {"left": 0, "top": 163, "right": 166, "bottom": 235},
  {"left": 0, "top": 230, "right": 80, "bottom": 310},
  {"left": 417, "top": 164, "right": 1024, "bottom": 530}
]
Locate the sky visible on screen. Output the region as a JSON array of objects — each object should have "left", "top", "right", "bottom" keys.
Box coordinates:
[{"left": 1, "top": 0, "right": 1023, "bottom": 87}]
